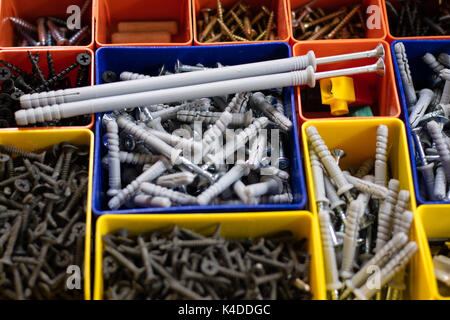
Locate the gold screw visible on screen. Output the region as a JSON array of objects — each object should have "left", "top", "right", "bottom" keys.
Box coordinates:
[
  {"left": 325, "top": 4, "right": 361, "bottom": 39},
  {"left": 264, "top": 11, "right": 274, "bottom": 40}
]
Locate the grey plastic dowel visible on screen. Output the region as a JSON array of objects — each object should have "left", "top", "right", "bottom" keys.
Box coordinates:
[
  {"left": 427, "top": 121, "right": 450, "bottom": 181},
  {"left": 409, "top": 89, "right": 434, "bottom": 128},
  {"left": 343, "top": 172, "right": 388, "bottom": 199},
  {"left": 355, "top": 158, "right": 374, "bottom": 178},
  {"left": 207, "top": 117, "right": 268, "bottom": 167},
  {"left": 145, "top": 128, "right": 202, "bottom": 154},
  {"left": 244, "top": 176, "right": 283, "bottom": 198},
  {"left": 102, "top": 151, "right": 159, "bottom": 168},
  {"left": 438, "top": 53, "right": 450, "bottom": 68},
  {"left": 233, "top": 180, "right": 257, "bottom": 204},
  {"left": 318, "top": 209, "right": 343, "bottom": 297},
  {"left": 105, "top": 119, "right": 121, "bottom": 196},
  {"left": 418, "top": 163, "right": 436, "bottom": 201},
  {"left": 423, "top": 53, "right": 445, "bottom": 74},
  {"left": 393, "top": 210, "right": 414, "bottom": 236},
  {"left": 108, "top": 158, "right": 172, "bottom": 210},
  {"left": 439, "top": 69, "right": 450, "bottom": 105},
  {"left": 20, "top": 52, "right": 317, "bottom": 108},
  {"left": 390, "top": 190, "right": 410, "bottom": 237},
  {"left": 201, "top": 110, "right": 232, "bottom": 157},
  {"left": 262, "top": 166, "right": 289, "bottom": 181},
  {"left": 177, "top": 110, "right": 253, "bottom": 127},
  {"left": 310, "top": 149, "right": 329, "bottom": 207},
  {"left": 197, "top": 163, "right": 250, "bottom": 205},
  {"left": 140, "top": 182, "right": 197, "bottom": 205},
  {"left": 324, "top": 175, "right": 346, "bottom": 223},
  {"left": 249, "top": 131, "right": 267, "bottom": 170},
  {"left": 306, "top": 126, "right": 353, "bottom": 197},
  {"left": 120, "top": 71, "right": 151, "bottom": 81},
  {"left": 340, "top": 200, "right": 362, "bottom": 280},
  {"left": 394, "top": 43, "right": 417, "bottom": 107},
  {"left": 262, "top": 192, "right": 293, "bottom": 204},
  {"left": 375, "top": 202, "right": 394, "bottom": 253},
  {"left": 134, "top": 195, "right": 171, "bottom": 207},
  {"left": 434, "top": 165, "right": 447, "bottom": 200},
  {"left": 156, "top": 172, "right": 196, "bottom": 188},
  {"left": 16, "top": 60, "right": 385, "bottom": 125},
  {"left": 375, "top": 125, "right": 389, "bottom": 187},
  {"left": 343, "top": 233, "right": 408, "bottom": 297},
  {"left": 249, "top": 92, "right": 292, "bottom": 131},
  {"left": 354, "top": 242, "right": 418, "bottom": 300}
]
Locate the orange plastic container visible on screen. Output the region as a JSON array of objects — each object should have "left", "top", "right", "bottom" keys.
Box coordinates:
[
  {"left": 193, "top": 0, "right": 290, "bottom": 45},
  {"left": 0, "top": 0, "right": 94, "bottom": 49},
  {"left": 288, "top": 0, "right": 387, "bottom": 45},
  {"left": 382, "top": 0, "right": 450, "bottom": 43},
  {"left": 95, "top": 0, "right": 193, "bottom": 47},
  {"left": 0, "top": 48, "right": 95, "bottom": 130},
  {"left": 293, "top": 40, "right": 401, "bottom": 123}
]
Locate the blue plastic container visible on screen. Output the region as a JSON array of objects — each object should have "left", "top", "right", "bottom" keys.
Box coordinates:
[
  {"left": 392, "top": 40, "right": 450, "bottom": 205},
  {"left": 93, "top": 43, "right": 307, "bottom": 215}
]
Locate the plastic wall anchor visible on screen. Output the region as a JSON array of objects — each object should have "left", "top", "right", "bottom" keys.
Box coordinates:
[
  {"left": 120, "top": 71, "right": 151, "bottom": 81},
  {"left": 342, "top": 233, "right": 408, "bottom": 299},
  {"left": 355, "top": 158, "right": 374, "bottom": 179},
  {"left": 109, "top": 151, "right": 160, "bottom": 167},
  {"left": 340, "top": 200, "right": 361, "bottom": 280},
  {"left": 423, "top": 53, "right": 445, "bottom": 74},
  {"left": 343, "top": 172, "right": 388, "bottom": 199},
  {"left": 150, "top": 105, "right": 187, "bottom": 121},
  {"left": 318, "top": 209, "right": 343, "bottom": 297},
  {"left": 439, "top": 69, "right": 450, "bottom": 105},
  {"left": 147, "top": 117, "right": 168, "bottom": 133},
  {"left": 391, "top": 190, "right": 410, "bottom": 235},
  {"left": 393, "top": 210, "right": 414, "bottom": 236},
  {"left": 177, "top": 110, "right": 253, "bottom": 127},
  {"left": 375, "top": 125, "right": 389, "bottom": 188},
  {"left": 375, "top": 202, "right": 394, "bottom": 253},
  {"left": 409, "top": 89, "right": 434, "bottom": 128},
  {"left": 262, "top": 192, "right": 293, "bottom": 204},
  {"left": 233, "top": 180, "right": 257, "bottom": 204},
  {"left": 201, "top": 110, "right": 232, "bottom": 158},
  {"left": 133, "top": 195, "right": 171, "bottom": 207},
  {"left": 249, "top": 92, "right": 293, "bottom": 131},
  {"left": 394, "top": 43, "right": 417, "bottom": 107},
  {"left": 433, "top": 255, "right": 450, "bottom": 287},
  {"left": 15, "top": 60, "right": 386, "bottom": 125},
  {"left": 227, "top": 92, "right": 251, "bottom": 113},
  {"left": 354, "top": 242, "right": 418, "bottom": 300},
  {"left": 310, "top": 148, "right": 330, "bottom": 207},
  {"left": 197, "top": 163, "right": 250, "bottom": 205},
  {"left": 244, "top": 176, "right": 283, "bottom": 198},
  {"left": 261, "top": 166, "right": 289, "bottom": 181},
  {"left": 438, "top": 53, "right": 450, "bottom": 68},
  {"left": 427, "top": 121, "right": 450, "bottom": 182},
  {"left": 155, "top": 172, "right": 196, "bottom": 188},
  {"left": 145, "top": 128, "right": 202, "bottom": 155},
  {"left": 248, "top": 129, "right": 267, "bottom": 170},
  {"left": 434, "top": 165, "right": 447, "bottom": 200},
  {"left": 108, "top": 158, "right": 172, "bottom": 210},
  {"left": 306, "top": 126, "right": 353, "bottom": 197},
  {"left": 206, "top": 117, "right": 268, "bottom": 168},
  {"left": 140, "top": 182, "right": 197, "bottom": 205},
  {"left": 418, "top": 163, "right": 436, "bottom": 201},
  {"left": 105, "top": 119, "right": 121, "bottom": 196},
  {"left": 323, "top": 175, "right": 345, "bottom": 209}
]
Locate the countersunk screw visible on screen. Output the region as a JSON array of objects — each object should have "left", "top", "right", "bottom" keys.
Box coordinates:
[
  {"left": 0, "top": 145, "right": 46, "bottom": 163},
  {"left": 46, "top": 20, "right": 69, "bottom": 46},
  {"left": 102, "top": 71, "right": 117, "bottom": 83}
]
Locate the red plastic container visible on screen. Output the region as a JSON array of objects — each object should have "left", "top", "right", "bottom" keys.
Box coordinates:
[
  {"left": 0, "top": 0, "right": 94, "bottom": 49},
  {"left": 0, "top": 48, "right": 95, "bottom": 130},
  {"left": 95, "top": 0, "right": 193, "bottom": 47},
  {"left": 382, "top": 0, "right": 450, "bottom": 43},
  {"left": 193, "top": 0, "right": 290, "bottom": 45},
  {"left": 287, "top": 0, "right": 387, "bottom": 45},
  {"left": 293, "top": 39, "right": 401, "bottom": 122}
]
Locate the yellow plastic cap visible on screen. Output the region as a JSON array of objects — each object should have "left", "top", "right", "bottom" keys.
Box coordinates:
[{"left": 320, "top": 77, "right": 356, "bottom": 116}]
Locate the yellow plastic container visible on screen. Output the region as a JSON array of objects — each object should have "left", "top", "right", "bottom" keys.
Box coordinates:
[
  {"left": 301, "top": 119, "right": 434, "bottom": 299},
  {"left": 0, "top": 129, "right": 94, "bottom": 300},
  {"left": 418, "top": 205, "right": 450, "bottom": 300},
  {"left": 94, "top": 211, "right": 327, "bottom": 300}
]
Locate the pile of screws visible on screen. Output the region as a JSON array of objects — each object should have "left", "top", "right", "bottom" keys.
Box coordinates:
[
  {"left": 429, "top": 238, "right": 450, "bottom": 297},
  {"left": 386, "top": 0, "right": 449, "bottom": 37},
  {"left": 7, "top": 0, "right": 91, "bottom": 47},
  {"left": 101, "top": 61, "right": 295, "bottom": 211},
  {"left": 102, "top": 225, "right": 311, "bottom": 300},
  {"left": 306, "top": 124, "right": 418, "bottom": 300},
  {"left": 394, "top": 43, "right": 450, "bottom": 201},
  {"left": 0, "top": 142, "right": 89, "bottom": 300},
  {"left": 197, "top": 1, "right": 278, "bottom": 43},
  {"left": 291, "top": 3, "right": 366, "bottom": 40},
  {"left": 0, "top": 51, "right": 92, "bottom": 128}
]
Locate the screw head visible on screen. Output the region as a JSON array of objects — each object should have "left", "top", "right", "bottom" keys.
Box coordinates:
[
  {"left": 77, "top": 53, "right": 91, "bottom": 66},
  {"left": 10, "top": 91, "right": 23, "bottom": 101},
  {"left": 0, "top": 67, "right": 11, "bottom": 81},
  {"left": 102, "top": 70, "right": 117, "bottom": 83}
]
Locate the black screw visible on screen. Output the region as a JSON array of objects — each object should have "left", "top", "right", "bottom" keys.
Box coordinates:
[{"left": 102, "top": 71, "right": 117, "bottom": 83}]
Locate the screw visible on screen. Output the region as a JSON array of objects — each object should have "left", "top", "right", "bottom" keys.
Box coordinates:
[{"left": 46, "top": 20, "right": 68, "bottom": 46}]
